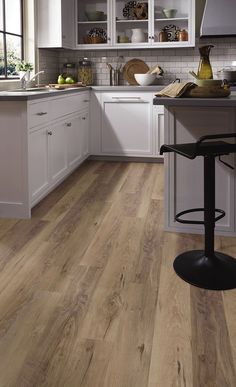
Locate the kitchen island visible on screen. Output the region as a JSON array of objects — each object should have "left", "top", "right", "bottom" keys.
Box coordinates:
[{"left": 153, "top": 93, "right": 236, "bottom": 236}]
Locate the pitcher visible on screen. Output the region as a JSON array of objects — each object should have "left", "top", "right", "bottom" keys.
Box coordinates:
[
  {"left": 197, "top": 45, "right": 214, "bottom": 79},
  {"left": 131, "top": 28, "right": 145, "bottom": 43}
]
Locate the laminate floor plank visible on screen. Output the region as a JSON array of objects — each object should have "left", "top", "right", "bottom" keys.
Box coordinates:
[{"left": 0, "top": 161, "right": 235, "bottom": 387}]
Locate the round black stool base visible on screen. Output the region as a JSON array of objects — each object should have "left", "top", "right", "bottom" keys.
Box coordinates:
[{"left": 173, "top": 250, "right": 236, "bottom": 291}]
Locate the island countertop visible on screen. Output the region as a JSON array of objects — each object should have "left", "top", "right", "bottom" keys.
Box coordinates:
[{"left": 153, "top": 92, "right": 236, "bottom": 107}]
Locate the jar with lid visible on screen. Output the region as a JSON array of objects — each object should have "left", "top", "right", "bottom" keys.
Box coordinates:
[
  {"left": 159, "top": 30, "right": 168, "bottom": 42},
  {"left": 177, "top": 29, "right": 188, "bottom": 42},
  {"left": 63, "top": 63, "right": 77, "bottom": 81},
  {"left": 78, "top": 58, "right": 93, "bottom": 86}
]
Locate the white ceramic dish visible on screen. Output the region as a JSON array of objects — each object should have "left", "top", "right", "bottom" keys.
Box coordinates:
[
  {"left": 134, "top": 73, "right": 156, "bottom": 86},
  {"left": 162, "top": 8, "right": 177, "bottom": 18}
]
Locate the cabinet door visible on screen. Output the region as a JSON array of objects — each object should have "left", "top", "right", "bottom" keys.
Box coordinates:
[
  {"left": 81, "top": 111, "right": 90, "bottom": 158},
  {"left": 113, "top": 0, "right": 151, "bottom": 47},
  {"left": 153, "top": 105, "right": 164, "bottom": 157},
  {"left": 76, "top": 0, "right": 111, "bottom": 47},
  {"left": 29, "top": 127, "right": 50, "bottom": 203},
  {"left": 49, "top": 120, "right": 68, "bottom": 185},
  {"left": 67, "top": 114, "right": 82, "bottom": 169},
  {"left": 152, "top": 0, "right": 195, "bottom": 47},
  {"left": 37, "top": 0, "right": 74, "bottom": 48},
  {"left": 61, "top": 0, "right": 75, "bottom": 48},
  {"left": 101, "top": 94, "right": 153, "bottom": 156}
]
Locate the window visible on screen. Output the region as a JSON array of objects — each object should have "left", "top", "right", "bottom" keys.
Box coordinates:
[{"left": 0, "top": 0, "right": 23, "bottom": 79}]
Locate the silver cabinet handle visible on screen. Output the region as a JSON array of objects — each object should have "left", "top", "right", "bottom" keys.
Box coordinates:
[
  {"left": 37, "top": 112, "right": 47, "bottom": 116},
  {"left": 47, "top": 131, "right": 52, "bottom": 136},
  {"left": 112, "top": 97, "right": 141, "bottom": 100},
  {"left": 83, "top": 100, "right": 89, "bottom": 102},
  {"left": 66, "top": 122, "right": 72, "bottom": 127}
]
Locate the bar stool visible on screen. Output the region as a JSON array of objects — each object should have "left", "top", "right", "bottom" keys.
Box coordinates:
[{"left": 160, "top": 133, "right": 236, "bottom": 290}]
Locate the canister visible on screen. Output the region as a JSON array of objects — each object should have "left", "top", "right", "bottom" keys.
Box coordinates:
[{"left": 78, "top": 58, "right": 93, "bottom": 85}]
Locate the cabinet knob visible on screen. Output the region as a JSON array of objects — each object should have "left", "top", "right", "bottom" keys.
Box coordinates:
[
  {"left": 37, "top": 112, "right": 47, "bottom": 116},
  {"left": 47, "top": 131, "right": 52, "bottom": 136},
  {"left": 82, "top": 117, "right": 86, "bottom": 120},
  {"left": 107, "top": 37, "right": 111, "bottom": 41},
  {"left": 66, "top": 122, "right": 72, "bottom": 127}
]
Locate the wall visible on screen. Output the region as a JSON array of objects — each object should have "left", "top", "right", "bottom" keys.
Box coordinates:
[
  {"left": 38, "top": 0, "right": 236, "bottom": 86},
  {"left": 39, "top": 36, "right": 236, "bottom": 86}
]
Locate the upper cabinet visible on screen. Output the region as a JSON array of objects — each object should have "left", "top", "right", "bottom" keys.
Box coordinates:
[
  {"left": 76, "top": 0, "right": 195, "bottom": 49},
  {"left": 37, "top": 0, "right": 75, "bottom": 49}
]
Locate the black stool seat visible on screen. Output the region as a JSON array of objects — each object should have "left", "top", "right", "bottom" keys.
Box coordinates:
[
  {"left": 161, "top": 132, "right": 236, "bottom": 291},
  {"left": 161, "top": 140, "right": 236, "bottom": 159}
]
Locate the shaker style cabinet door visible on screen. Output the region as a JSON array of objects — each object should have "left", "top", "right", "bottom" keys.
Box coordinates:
[
  {"left": 101, "top": 93, "right": 154, "bottom": 156},
  {"left": 37, "top": 0, "right": 75, "bottom": 48},
  {"left": 66, "top": 114, "right": 82, "bottom": 169},
  {"left": 49, "top": 120, "right": 68, "bottom": 185},
  {"left": 29, "top": 127, "right": 50, "bottom": 203}
]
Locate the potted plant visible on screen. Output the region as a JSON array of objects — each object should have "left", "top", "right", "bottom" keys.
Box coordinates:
[{"left": 16, "top": 60, "right": 34, "bottom": 81}]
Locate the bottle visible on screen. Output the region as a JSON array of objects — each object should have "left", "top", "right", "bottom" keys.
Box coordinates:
[
  {"left": 197, "top": 45, "right": 214, "bottom": 79},
  {"left": 78, "top": 58, "right": 93, "bottom": 85},
  {"left": 63, "top": 63, "right": 77, "bottom": 82}
]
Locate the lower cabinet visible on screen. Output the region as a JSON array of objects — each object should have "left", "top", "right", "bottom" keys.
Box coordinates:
[
  {"left": 90, "top": 92, "right": 156, "bottom": 157},
  {"left": 91, "top": 91, "right": 164, "bottom": 158},
  {"left": 29, "top": 110, "right": 89, "bottom": 205}
]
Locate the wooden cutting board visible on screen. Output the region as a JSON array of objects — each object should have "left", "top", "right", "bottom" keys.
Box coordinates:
[
  {"left": 48, "top": 83, "right": 84, "bottom": 89},
  {"left": 184, "top": 85, "right": 231, "bottom": 98}
]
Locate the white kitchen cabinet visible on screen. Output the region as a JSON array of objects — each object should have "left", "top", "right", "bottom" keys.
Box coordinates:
[
  {"left": 29, "top": 126, "right": 50, "bottom": 203},
  {"left": 67, "top": 114, "right": 83, "bottom": 169},
  {"left": 153, "top": 104, "right": 164, "bottom": 157},
  {"left": 81, "top": 112, "right": 90, "bottom": 158},
  {"left": 100, "top": 92, "right": 154, "bottom": 156},
  {"left": 164, "top": 106, "right": 235, "bottom": 235},
  {"left": 76, "top": 0, "right": 195, "bottom": 49},
  {"left": 37, "top": 0, "right": 75, "bottom": 49},
  {"left": 0, "top": 91, "right": 90, "bottom": 218},
  {"left": 49, "top": 119, "right": 68, "bottom": 185}
]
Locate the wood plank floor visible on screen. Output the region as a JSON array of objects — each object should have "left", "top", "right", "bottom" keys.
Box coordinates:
[{"left": 0, "top": 160, "right": 236, "bottom": 387}]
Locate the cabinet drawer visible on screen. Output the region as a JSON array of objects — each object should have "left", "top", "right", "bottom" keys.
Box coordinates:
[
  {"left": 51, "top": 92, "right": 90, "bottom": 119},
  {"left": 28, "top": 101, "right": 50, "bottom": 128}
]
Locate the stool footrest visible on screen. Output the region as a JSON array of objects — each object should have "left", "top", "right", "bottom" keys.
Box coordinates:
[{"left": 175, "top": 207, "right": 225, "bottom": 225}]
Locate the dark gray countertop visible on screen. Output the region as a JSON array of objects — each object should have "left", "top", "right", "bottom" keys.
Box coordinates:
[
  {"left": 153, "top": 92, "right": 236, "bottom": 107},
  {"left": 0, "top": 86, "right": 91, "bottom": 101},
  {"left": 0, "top": 85, "right": 164, "bottom": 101}
]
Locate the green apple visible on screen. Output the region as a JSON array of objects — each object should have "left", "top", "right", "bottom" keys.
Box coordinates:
[
  {"left": 57, "top": 74, "right": 65, "bottom": 84},
  {"left": 65, "top": 76, "right": 76, "bottom": 84}
]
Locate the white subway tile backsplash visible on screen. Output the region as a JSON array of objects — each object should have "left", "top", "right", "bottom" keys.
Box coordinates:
[{"left": 38, "top": 37, "right": 236, "bottom": 85}]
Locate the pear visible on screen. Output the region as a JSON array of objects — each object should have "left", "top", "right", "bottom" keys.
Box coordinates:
[
  {"left": 57, "top": 74, "right": 65, "bottom": 84},
  {"left": 65, "top": 76, "right": 76, "bottom": 84}
]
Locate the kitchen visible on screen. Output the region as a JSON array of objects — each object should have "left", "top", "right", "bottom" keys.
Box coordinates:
[{"left": 0, "top": 0, "right": 236, "bottom": 386}]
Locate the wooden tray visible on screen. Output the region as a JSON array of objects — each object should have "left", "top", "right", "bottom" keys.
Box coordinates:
[
  {"left": 48, "top": 82, "right": 85, "bottom": 89},
  {"left": 123, "top": 59, "right": 149, "bottom": 85},
  {"left": 184, "top": 85, "right": 231, "bottom": 98}
]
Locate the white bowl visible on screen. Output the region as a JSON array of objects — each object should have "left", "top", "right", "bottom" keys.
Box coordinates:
[{"left": 134, "top": 73, "right": 156, "bottom": 86}]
